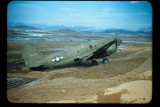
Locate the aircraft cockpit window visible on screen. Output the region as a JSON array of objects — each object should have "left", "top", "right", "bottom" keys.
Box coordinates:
[
  {"left": 74, "top": 58, "right": 80, "bottom": 62},
  {"left": 89, "top": 45, "right": 92, "bottom": 49},
  {"left": 52, "top": 56, "right": 63, "bottom": 62}
]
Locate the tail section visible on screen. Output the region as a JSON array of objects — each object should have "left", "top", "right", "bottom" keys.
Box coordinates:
[{"left": 22, "top": 45, "right": 44, "bottom": 67}]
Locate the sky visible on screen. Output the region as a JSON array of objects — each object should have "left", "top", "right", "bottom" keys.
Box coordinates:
[{"left": 7, "top": 1, "right": 152, "bottom": 30}]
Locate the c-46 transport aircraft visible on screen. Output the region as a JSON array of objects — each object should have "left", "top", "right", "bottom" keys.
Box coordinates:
[{"left": 22, "top": 37, "right": 122, "bottom": 69}]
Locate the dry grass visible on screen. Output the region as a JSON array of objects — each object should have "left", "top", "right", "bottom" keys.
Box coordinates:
[
  {"left": 7, "top": 41, "right": 152, "bottom": 103},
  {"left": 96, "top": 91, "right": 126, "bottom": 103},
  {"left": 71, "top": 58, "right": 146, "bottom": 79}
]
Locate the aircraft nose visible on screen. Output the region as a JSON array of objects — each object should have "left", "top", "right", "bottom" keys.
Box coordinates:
[{"left": 117, "top": 39, "right": 122, "bottom": 46}]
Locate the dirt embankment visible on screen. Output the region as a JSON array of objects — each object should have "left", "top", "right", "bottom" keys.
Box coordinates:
[{"left": 7, "top": 42, "right": 152, "bottom": 103}]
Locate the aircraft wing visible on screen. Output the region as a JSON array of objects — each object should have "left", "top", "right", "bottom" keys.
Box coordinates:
[
  {"left": 81, "top": 40, "right": 116, "bottom": 61},
  {"left": 79, "top": 52, "right": 93, "bottom": 62}
]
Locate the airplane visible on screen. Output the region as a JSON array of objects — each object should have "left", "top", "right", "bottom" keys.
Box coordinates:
[{"left": 22, "top": 37, "right": 122, "bottom": 69}]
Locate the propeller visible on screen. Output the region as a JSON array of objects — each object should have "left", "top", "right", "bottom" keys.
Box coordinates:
[
  {"left": 115, "top": 38, "right": 122, "bottom": 55},
  {"left": 118, "top": 48, "right": 122, "bottom": 52}
]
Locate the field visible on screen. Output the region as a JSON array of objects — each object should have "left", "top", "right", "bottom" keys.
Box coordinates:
[{"left": 7, "top": 30, "right": 152, "bottom": 103}]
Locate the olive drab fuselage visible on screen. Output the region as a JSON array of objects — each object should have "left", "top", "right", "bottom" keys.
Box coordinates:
[{"left": 22, "top": 37, "right": 122, "bottom": 68}]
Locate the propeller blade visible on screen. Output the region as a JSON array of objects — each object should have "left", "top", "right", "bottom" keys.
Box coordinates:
[{"left": 118, "top": 48, "right": 122, "bottom": 52}]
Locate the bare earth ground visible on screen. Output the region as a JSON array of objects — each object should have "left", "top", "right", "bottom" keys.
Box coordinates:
[{"left": 7, "top": 41, "right": 152, "bottom": 103}]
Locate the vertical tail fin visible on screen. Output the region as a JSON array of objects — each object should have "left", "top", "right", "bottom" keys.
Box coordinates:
[{"left": 22, "top": 45, "right": 44, "bottom": 67}]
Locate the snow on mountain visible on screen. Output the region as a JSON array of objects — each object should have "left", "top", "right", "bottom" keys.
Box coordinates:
[
  {"left": 8, "top": 22, "right": 152, "bottom": 36},
  {"left": 137, "top": 26, "right": 152, "bottom": 32}
]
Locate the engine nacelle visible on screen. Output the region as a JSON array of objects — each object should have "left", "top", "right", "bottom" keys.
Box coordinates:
[{"left": 107, "top": 42, "right": 117, "bottom": 55}]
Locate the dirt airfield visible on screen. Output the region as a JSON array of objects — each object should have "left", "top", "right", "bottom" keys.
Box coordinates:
[{"left": 7, "top": 41, "right": 152, "bottom": 103}]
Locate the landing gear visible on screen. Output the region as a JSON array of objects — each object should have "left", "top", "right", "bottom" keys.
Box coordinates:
[
  {"left": 103, "top": 58, "right": 109, "bottom": 64},
  {"left": 92, "top": 60, "right": 98, "bottom": 66}
]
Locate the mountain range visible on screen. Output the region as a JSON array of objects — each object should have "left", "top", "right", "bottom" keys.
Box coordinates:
[{"left": 8, "top": 22, "right": 152, "bottom": 36}]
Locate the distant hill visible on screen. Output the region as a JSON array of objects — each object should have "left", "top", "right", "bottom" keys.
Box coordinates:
[
  {"left": 7, "top": 22, "right": 152, "bottom": 36},
  {"left": 138, "top": 26, "right": 152, "bottom": 32},
  {"left": 55, "top": 29, "right": 79, "bottom": 33},
  {"left": 45, "top": 25, "right": 67, "bottom": 31},
  {"left": 102, "top": 28, "right": 152, "bottom": 35},
  {"left": 55, "top": 29, "right": 83, "bottom": 36},
  {"left": 82, "top": 28, "right": 152, "bottom": 36},
  {"left": 11, "top": 25, "right": 41, "bottom": 30}
]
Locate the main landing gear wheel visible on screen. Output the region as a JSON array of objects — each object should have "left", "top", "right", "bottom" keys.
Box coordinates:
[
  {"left": 92, "top": 60, "right": 98, "bottom": 66},
  {"left": 103, "top": 58, "right": 109, "bottom": 64}
]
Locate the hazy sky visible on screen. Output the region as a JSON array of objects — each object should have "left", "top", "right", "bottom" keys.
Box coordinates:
[{"left": 8, "top": 1, "right": 152, "bottom": 30}]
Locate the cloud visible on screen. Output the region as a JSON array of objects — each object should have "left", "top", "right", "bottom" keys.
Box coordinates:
[
  {"left": 137, "top": 12, "right": 149, "bottom": 15},
  {"left": 9, "top": 3, "right": 42, "bottom": 10},
  {"left": 96, "top": 12, "right": 129, "bottom": 19},
  {"left": 71, "top": 13, "right": 83, "bottom": 17},
  {"left": 96, "top": 8, "right": 129, "bottom": 19},
  {"left": 113, "top": 13, "right": 129, "bottom": 18},
  {"left": 101, "top": 8, "right": 111, "bottom": 12},
  {"left": 130, "top": 1, "right": 140, "bottom": 4},
  {"left": 95, "top": 10, "right": 110, "bottom": 18},
  {"left": 60, "top": 7, "right": 75, "bottom": 11}
]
